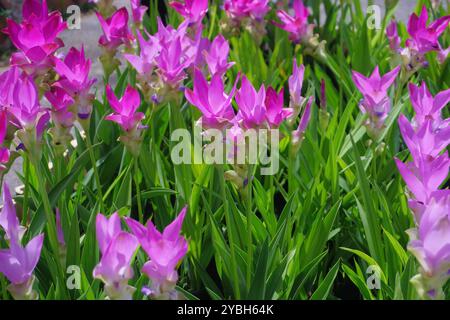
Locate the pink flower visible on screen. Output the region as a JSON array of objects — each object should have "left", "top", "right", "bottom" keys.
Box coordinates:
[
  {"left": 407, "top": 195, "right": 450, "bottom": 299},
  {"left": 274, "top": 0, "right": 314, "bottom": 43},
  {"left": 0, "top": 67, "right": 20, "bottom": 109},
  {"left": 3, "top": 0, "right": 66, "bottom": 76},
  {"left": 185, "top": 69, "right": 237, "bottom": 129},
  {"left": 406, "top": 6, "right": 450, "bottom": 58},
  {"left": 386, "top": 20, "right": 401, "bottom": 52},
  {"left": 52, "top": 46, "right": 96, "bottom": 99},
  {"left": 288, "top": 59, "right": 305, "bottom": 108},
  {"left": 291, "top": 96, "right": 313, "bottom": 150},
  {"left": 9, "top": 74, "right": 49, "bottom": 139},
  {"left": 0, "top": 183, "right": 44, "bottom": 300},
  {"left": 408, "top": 82, "right": 450, "bottom": 131},
  {"left": 352, "top": 66, "right": 400, "bottom": 139},
  {"left": 203, "top": 34, "right": 235, "bottom": 77},
  {"left": 224, "top": 0, "right": 269, "bottom": 20},
  {"left": 235, "top": 75, "right": 267, "bottom": 128},
  {"left": 124, "top": 31, "right": 160, "bottom": 80},
  {"left": 45, "top": 84, "right": 75, "bottom": 129},
  {"left": 125, "top": 207, "right": 188, "bottom": 299},
  {"left": 170, "top": 0, "right": 208, "bottom": 25},
  {"left": 97, "top": 8, "right": 134, "bottom": 51},
  {"left": 265, "top": 87, "right": 293, "bottom": 127},
  {"left": 155, "top": 37, "right": 193, "bottom": 87},
  {"left": 130, "top": 0, "right": 148, "bottom": 25},
  {"left": 105, "top": 85, "right": 144, "bottom": 132},
  {"left": 93, "top": 213, "right": 139, "bottom": 300}
]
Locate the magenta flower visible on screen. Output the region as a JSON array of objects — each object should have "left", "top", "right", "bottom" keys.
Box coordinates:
[
  {"left": 265, "top": 87, "right": 293, "bottom": 128},
  {"left": 408, "top": 195, "right": 450, "bottom": 299},
  {"left": 93, "top": 213, "right": 139, "bottom": 300},
  {"left": 408, "top": 83, "right": 450, "bottom": 131},
  {"left": 185, "top": 69, "right": 237, "bottom": 129},
  {"left": 52, "top": 46, "right": 96, "bottom": 99},
  {"left": 130, "top": 0, "right": 148, "bottom": 25},
  {"left": 274, "top": 0, "right": 314, "bottom": 44},
  {"left": 235, "top": 75, "right": 267, "bottom": 128},
  {"left": 105, "top": 85, "right": 144, "bottom": 132},
  {"left": 203, "top": 34, "right": 235, "bottom": 77},
  {"left": 0, "top": 183, "right": 44, "bottom": 300},
  {"left": 45, "top": 84, "right": 75, "bottom": 129},
  {"left": 288, "top": 59, "right": 305, "bottom": 108},
  {"left": 124, "top": 31, "right": 160, "bottom": 80},
  {"left": 352, "top": 66, "right": 400, "bottom": 139},
  {"left": 155, "top": 37, "right": 193, "bottom": 88},
  {"left": 406, "top": 6, "right": 450, "bottom": 59},
  {"left": 8, "top": 74, "right": 50, "bottom": 152},
  {"left": 386, "top": 20, "right": 401, "bottom": 52},
  {"left": 3, "top": 0, "right": 66, "bottom": 76},
  {"left": 97, "top": 8, "right": 134, "bottom": 51},
  {"left": 170, "top": 0, "right": 208, "bottom": 25},
  {"left": 0, "top": 110, "right": 10, "bottom": 171},
  {"left": 105, "top": 85, "right": 145, "bottom": 156},
  {"left": 224, "top": 0, "right": 269, "bottom": 20},
  {"left": 291, "top": 96, "right": 313, "bottom": 151},
  {"left": 0, "top": 67, "right": 20, "bottom": 109},
  {"left": 125, "top": 207, "right": 188, "bottom": 300}
]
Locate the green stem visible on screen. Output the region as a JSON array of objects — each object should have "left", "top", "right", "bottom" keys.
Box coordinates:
[
  {"left": 0, "top": 274, "right": 8, "bottom": 300},
  {"left": 85, "top": 129, "right": 105, "bottom": 213},
  {"left": 219, "top": 165, "right": 241, "bottom": 299},
  {"left": 134, "top": 157, "right": 144, "bottom": 223},
  {"left": 244, "top": 165, "right": 253, "bottom": 290},
  {"left": 30, "top": 157, "right": 66, "bottom": 296}
]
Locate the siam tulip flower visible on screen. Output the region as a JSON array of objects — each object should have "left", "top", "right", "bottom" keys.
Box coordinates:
[
  {"left": 93, "top": 213, "right": 139, "bottom": 300},
  {"left": 407, "top": 195, "right": 450, "bottom": 300},
  {"left": 185, "top": 69, "right": 237, "bottom": 129},
  {"left": 3, "top": 0, "right": 66, "bottom": 76},
  {"left": 274, "top": 0, "right": 314, "bottom": 44},
  {"left": 130, "top": 0, "right": 148, "bottom": 27},
  {"left": 408, "top": 83, "right": 450, "bottom": 131},
  {"left": 124, "top": 31, "right": 160, "bottom": 82},
  {"left": 223, "top": 0, "right": 269, "bottom": 20},
  {"left": 154, "top": 37, "right": 194, "bottom": 100},
  {"left": 221, "top": 0, "right": 269, "bottom": 44},
  {"left": 105, "top": 85, "right": 146, "bottom": 157},
  {"left": 386, "top": 6, "right": 450, "bottom": 72},
  {"left": 125, "top": 207, "right": 188, "bottom": 300},
  {"left": 170, "top": 0, "right": 208, "bottom": 26},
  {"left": 0, "top": 67, "right": 21, "bottom": 109},
  {"left": 97, "top": 8, "right": 134, "bottom": 51},
  {"left": 0, "top": 110, "right": 11, "bottom": 172},
  {"left": 0, "top": 183, "right": 44, "bottom": 300},
  {"left": 203, "top": 34, "right": 235, "bottom": 77},
  {"left": 398, "top": 115, "right": 450, "bottom": 162},
  {"left": 288, "top": 59, "right": 305, "bottom": 122},
  {"left": 352, "top": 66, "right": 400, "bottom": 140},
  {"left": 264, "top": 87, "right": 293, "bottom": 128},
  {"left": 8, "top": 74, "right": 50, "bottom": 160},
  {"left": 97, "top": 8, "right": 134, "bottom": 78},
  {"left": 406, "top": 6, "right": 450, "bottom": 60},
  {"left": 52, "top": 46, "right": 96, "bottom": 123},
  {"left": 291, "top": 96, "right": 313, "bottom": 154},
  {"left": 386, "top": 20, "right": 401, "bottom": 52},
  {"left": 235, "top": 75, "right": 267, "bottom": 128}
]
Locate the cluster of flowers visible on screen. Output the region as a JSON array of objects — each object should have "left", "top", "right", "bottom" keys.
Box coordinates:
[
  {"left": 94, "top": 208, "right": 188, "bottom": 300},
  {"left": 395, "top": 82, "right": 450, "bottom": 300},
  {"left": 0, "top": 0, "right": 96, "bottom": 164},
  {"left": 387, "top": 6, "right": 450, "bottom": 75}
]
